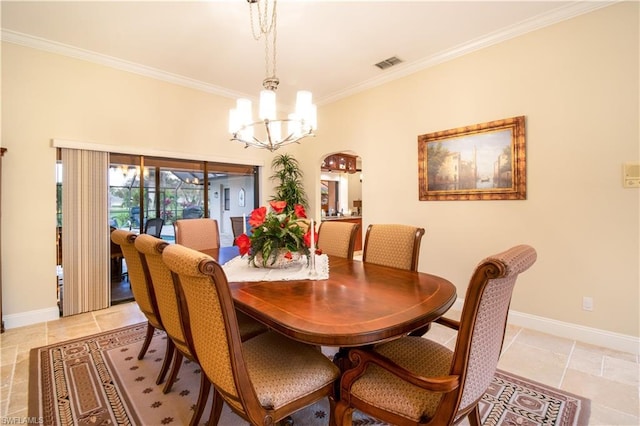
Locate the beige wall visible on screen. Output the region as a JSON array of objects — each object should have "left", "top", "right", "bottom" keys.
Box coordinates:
[
  {"left": 1, "top": 42, "right": 273, "bottom": 319},
  {"left": 1, "top": 3, "right": 638, "bottom": 341},
  {"left": 298, "top": 2, "right": 639, "bottom": 337}
]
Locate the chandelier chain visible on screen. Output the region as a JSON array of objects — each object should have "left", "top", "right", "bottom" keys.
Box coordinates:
[
  {"left": 249, "top": 0, "right": 277, "bottom": 81},
  {"left": 230, "top": 0, "right": 316, "bottom": 151}
]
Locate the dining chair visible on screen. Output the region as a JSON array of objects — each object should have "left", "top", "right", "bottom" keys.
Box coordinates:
[
  {"left": 230, "top": 216, "right": 252, "bottom": 244},
  {"left": 162, "top": 243, "right": 341, "bottom": 426},
  {"left": 173, "top": 218, "right": 220, "bottom": 251},
  {"left": 317, "top": 221, "right": 360, "bottom": 260},
  {"left": 109, "top": 226, "right": 125, "bottom": 282},
  {"left": 135, "top": 234, "right": 267, "bottom": 426},
  {"left": 230, "top": 216, "right": 245, "bottom": 242},
  {"left": 110, "top": 230, "right": 172, "bottom": 385},
  {"left": 364, "top": 224, "right": 427, "bottom": 336},
  {"left": 362, "top": 224, "right": 425, "bottom": 272},
  {"left": 143, "top": 217, "right": 164, "bottom": 238},
  {"left": 335, "top": 245, "right": 538, "bottom": 426}
]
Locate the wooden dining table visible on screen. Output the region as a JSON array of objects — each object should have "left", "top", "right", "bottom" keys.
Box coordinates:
[{"left": 206, "top": 247, "right": 457, "bottom": 348}]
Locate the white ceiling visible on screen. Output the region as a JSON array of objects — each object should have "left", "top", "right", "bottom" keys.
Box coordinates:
[{"left": 1, "top": 1, "right": 615, "bottom": 107}]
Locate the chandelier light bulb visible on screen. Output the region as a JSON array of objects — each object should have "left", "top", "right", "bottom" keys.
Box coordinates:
[
  {"left": 229, "top": 109, "right": 239, "bottom": 133},
  {"left": 308, "top": 104, "right": 318, "bottom": 130},
  {"left": 259, "top": 89, "right": 277, "bottom": 120},
  {"left": 236, "top": 98, "right": 253, "bottom": 126},
  {"left": 295, "top": 90, "right": 312, "bottom": 120},
  {"left": 288, "top": 113, "right": 301, "bottom": 137},
  {"left": 268, "top": 120, "right": 282, "bottom": 142}
]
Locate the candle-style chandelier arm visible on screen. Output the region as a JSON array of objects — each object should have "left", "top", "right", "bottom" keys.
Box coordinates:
[{"left": 231, "top": 118, "right": 315, "bottom": 151}]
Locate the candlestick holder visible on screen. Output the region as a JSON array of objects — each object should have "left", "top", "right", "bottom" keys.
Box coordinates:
[{"left": 309, "top": 252, "right": 317, "bottom": 277}]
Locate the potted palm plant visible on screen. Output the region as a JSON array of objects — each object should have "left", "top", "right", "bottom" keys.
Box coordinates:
[{"left": 269, "top": 153, "right": 308, "bottom": 215}]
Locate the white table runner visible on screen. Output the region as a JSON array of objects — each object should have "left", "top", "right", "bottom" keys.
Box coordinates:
[{"left": 222, "top": 254, "right": 329, "bottom": 282}]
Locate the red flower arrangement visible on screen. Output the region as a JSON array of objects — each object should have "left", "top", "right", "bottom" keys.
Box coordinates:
[{"left": 235, "top": 201, "right": 318, "bottom": 267}]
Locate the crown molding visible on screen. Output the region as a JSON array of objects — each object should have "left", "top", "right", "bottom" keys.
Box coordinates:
[
  {"left": 319, "top": 1, "right": 618, "bottom": 105},
  {"left": 0, "top": 29, "right": 245, "bottom": 101},
  {"left": 1, "top": 1, "right": 618, "bottom": 106}
]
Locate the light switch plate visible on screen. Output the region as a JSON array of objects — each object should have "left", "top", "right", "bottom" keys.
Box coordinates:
[{"left": 623, "top": 162, "right": 640, "bottom": 188}]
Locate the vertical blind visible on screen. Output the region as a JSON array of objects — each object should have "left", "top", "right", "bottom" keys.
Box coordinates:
[{"left": 61, "top": 148, "right": 110, "bottom": 315}]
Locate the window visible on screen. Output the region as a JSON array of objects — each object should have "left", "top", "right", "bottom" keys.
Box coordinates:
[
  {"left": 108, "top": 154, "right": 258, "bottom": 245},
  {"left": 224, "top": 188, "right": 230, "bottom": 211}
]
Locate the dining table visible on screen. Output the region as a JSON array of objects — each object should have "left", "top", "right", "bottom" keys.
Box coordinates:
[{"left": 204, "top": 246, "right": 457, "bottom": 348}]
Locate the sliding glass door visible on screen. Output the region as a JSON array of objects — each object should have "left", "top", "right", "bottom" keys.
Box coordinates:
[{"left": 108, "top": 154, "right": 258, "bottom": 245}]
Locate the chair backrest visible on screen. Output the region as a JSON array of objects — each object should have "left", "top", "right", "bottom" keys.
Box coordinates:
[
  {"left": 109, "top": 226, "right": 122, "bottom": 258},
  {"left": 173, "top": 218, "right": 220, "bottom": 251},
  {"left": 135, "top": 234, "right": 193, "bottom": 358},
  {"left": 317, "top": 221, "right": 360, "bottom": 260},
  {"left": 230, "top": 216, "right": 246, "bottom": 241},
  {"left": 144, "top": 217, "right": 165, "bottom": 238},
  {"left": 161, "top": 244, "right": 259, "bottom": 417},
  {"left": 110, "top": 229, "right": 162, "bottom": 330},
  {"left": 441, "top": 245, "right": 537, "bottom": 422},
  {"left": 362, "top": 224, "right": 425, "bottom": 271}
]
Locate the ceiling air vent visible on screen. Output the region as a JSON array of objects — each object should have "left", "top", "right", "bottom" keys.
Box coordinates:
[{"left": 374, "top": 56, "right": 403, "bottom": 70}]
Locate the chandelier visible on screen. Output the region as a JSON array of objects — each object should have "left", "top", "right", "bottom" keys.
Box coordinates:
[{"left": 229, "top": 0, "right": 317, "bottom": 151}]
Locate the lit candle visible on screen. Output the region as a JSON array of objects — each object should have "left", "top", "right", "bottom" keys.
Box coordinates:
[{"left": 242, "top": 213, "right": 247, "bottom": 234}]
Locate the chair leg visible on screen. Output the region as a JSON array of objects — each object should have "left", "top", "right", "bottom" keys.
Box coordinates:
[
  {"left": 137, "top": 323, "right": 155, "bottom": 360},
  {"left": 156, "top": 338, "right": 175, "bottom": 385},
  {"left": 328, "top": 396, "right": 337, "bottom": 426},
  {"left": 333, "top": 400, "right": 353, "bottom": 426},
  {"left": 190, "top": 373, "right": 211, "bottom": 426},
  {"left": 468, "top": 404, "right": 482, "bottom": 426},
  {"left": 163, "top": 350, "right": 184, "bottom": 394},
  {"left": 206, "top": 388, "right": 224, "bottom": 426}
]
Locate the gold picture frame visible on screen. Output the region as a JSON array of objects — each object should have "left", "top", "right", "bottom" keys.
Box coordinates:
[{"left": 418, "top": 116, "right": 526, "bottom": 201}]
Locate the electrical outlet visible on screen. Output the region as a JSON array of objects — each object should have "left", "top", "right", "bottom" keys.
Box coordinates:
[
  {"left": 624, "top": 163, "right": 640, "bottom": 188},
  {"left": 582, "top": 296, "right": 594, "bottom": 311}
]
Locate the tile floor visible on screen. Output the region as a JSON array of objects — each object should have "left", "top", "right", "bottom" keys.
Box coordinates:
[{"left": 1, "top": 302, "right": 638, "bottom": 425}]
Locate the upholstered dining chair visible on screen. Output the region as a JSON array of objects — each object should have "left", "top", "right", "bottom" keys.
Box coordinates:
[
  {"left": 362, "top": 224, "right": 425, "bottom": 272},
  {"left": 162, "top": 243, "right": 341, "bottom": 426},
  {"left": 109, "top": 226, "right": 125, "bottom": 282},
  {"left": 174, "top": 218, "right": 220, "bottom": 251},
  {"left": 135, "top": 234, "right": 267, "bottom": 426},
  {"left": 363, "top": 223, "right": 427, "bottom": 335},
  {"left": 335, "top": 245, "right": 537, "bottom": 426},
  {"left": 143, "top": 217, "right": 164, "bottom": 238},
  {"left": 110, "top": 230, "right": 172, "bottom": 385},
  {"left": 230, "top": 216, "right": 246, "bottom": 242},
  {"left": 317, "top": 221, "right": 360, "bottom": 260}
]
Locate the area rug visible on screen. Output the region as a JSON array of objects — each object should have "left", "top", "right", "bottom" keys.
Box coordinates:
[{"left": 29, "top": 323, "right": 590, "bottom": 425}]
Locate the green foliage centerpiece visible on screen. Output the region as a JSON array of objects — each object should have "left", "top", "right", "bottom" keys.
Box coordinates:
[
  {"left": 269, "top": 154, "right": 308, "bottom": 214},
  {"left": 235, "top": 201, "right": 318, "bottom": 268}
]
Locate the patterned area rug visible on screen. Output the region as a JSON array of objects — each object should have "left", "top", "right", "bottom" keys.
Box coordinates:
[{"left": 29, "top": 323, "right": 590, "bottom": 425}]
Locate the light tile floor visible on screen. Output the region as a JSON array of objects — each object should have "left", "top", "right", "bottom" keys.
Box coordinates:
[{"left": 1, "top": 302, "right": 638, "bottom": 425}]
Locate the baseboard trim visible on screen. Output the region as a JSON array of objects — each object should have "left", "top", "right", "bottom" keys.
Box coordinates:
[
  {"left": 452, "top": 299, "right": 639, "bottom": 355},
  {"left": 2, "top": 307, "right": 60, "bottom": 330}
]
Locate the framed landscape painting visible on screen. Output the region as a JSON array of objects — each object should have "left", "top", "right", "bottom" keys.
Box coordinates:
[{"left": 418, "top": 116, "right": 526, "bottom": 201}]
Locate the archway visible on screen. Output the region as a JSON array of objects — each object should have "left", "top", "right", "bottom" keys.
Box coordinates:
[{"left": 319, "top": 151, "right": 363, "bottom": 252}]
